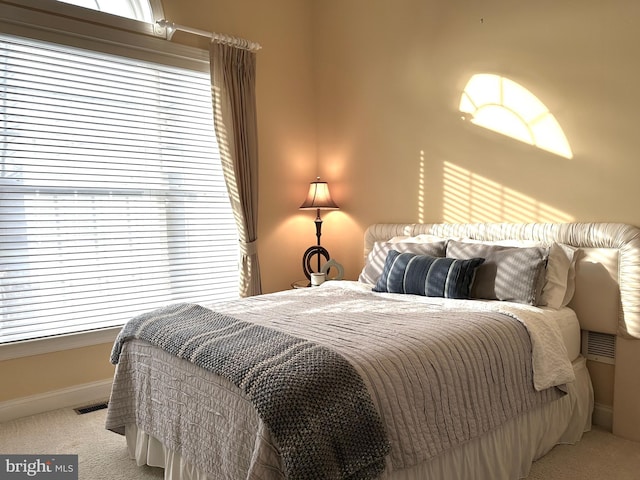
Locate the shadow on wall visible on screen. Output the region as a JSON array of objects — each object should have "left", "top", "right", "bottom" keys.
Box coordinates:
[
  {"left": 418, "top": 150, "right": 574, "bottom": 224},
  {"left": 441, "top": 161, "right": 574, "bottom": 223}
]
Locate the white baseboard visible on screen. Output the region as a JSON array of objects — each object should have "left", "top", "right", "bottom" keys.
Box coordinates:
[
  {"left": 592, "top": 402, "right": 613, "bottom": 431},
  {"left": 0, "top": 379, "right": 113, "bottom": 423}
]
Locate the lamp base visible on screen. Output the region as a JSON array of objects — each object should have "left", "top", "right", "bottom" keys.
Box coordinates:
[{"left": 302, "top": 245, "right": 330, "bottom": 280}]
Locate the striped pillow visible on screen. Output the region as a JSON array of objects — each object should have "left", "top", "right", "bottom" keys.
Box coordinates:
[
  {"left": 445, "top": 240, "right": 549, "bottom": 305},
  {"left": 373, "top": 250, "right": 485, "bottom": 299}
]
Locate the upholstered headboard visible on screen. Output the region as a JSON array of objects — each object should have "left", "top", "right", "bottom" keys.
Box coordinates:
[{"left": 364, "top": 223, "right": 640, "bottom": 340}]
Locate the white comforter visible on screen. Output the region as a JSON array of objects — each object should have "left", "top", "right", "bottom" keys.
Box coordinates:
[{"left": 334, "top": 281, "right": 576, "bottom": 391}]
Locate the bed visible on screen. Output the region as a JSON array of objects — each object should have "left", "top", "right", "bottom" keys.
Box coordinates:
[{"left": 106, "top": 222, "right": 640, "bottom": 480}]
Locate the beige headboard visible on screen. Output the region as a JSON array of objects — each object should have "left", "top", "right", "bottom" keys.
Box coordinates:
[{"left": 364, "top": 223, "right": 640, "bottom": 340}]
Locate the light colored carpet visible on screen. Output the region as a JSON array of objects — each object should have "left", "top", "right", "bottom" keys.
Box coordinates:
[
  {"left": 525, "top": 426, "right": 640, "bottom": 479},
  {"left": 0, "top": 406, "right": 162, "bottom": 480},
  {"left": 1, "top": 406, "right": 639, "bottom": 479}
]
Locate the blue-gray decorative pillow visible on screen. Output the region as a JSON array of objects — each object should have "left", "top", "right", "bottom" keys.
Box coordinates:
[{"left": 373, "top": 250, "right": 485, "bottom": 299}]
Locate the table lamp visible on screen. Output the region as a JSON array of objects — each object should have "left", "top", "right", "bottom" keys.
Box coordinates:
[{"left": 299, "top": 177, "right": 339, "bottom": 280}]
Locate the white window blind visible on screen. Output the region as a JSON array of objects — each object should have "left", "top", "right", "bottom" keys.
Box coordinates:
[{"left": 0, "top": 33, "right": 240, "bottom": 344}]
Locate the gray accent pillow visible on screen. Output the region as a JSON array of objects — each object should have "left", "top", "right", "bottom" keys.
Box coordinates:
[
  {"left": 446, "top": 240, "right": 549, "bottom": 305},
  {"left": 359, "top": 241, "right": 447, "bottom": 285}
]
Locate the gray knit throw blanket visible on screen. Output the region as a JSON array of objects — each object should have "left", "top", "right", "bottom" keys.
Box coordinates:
[{"left": 111, "top": 303, "right": 390, "bottom": 480}]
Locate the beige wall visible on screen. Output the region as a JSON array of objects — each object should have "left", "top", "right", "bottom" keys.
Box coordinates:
[
  {"left": 0, "top": 345, "right": 114, "bottom": 402},
  {"left": 311, "top": 0, "right": 640, "bottom": 439},
  {"left": 313, "top": 0, "right": 640, "bottom": 279}
]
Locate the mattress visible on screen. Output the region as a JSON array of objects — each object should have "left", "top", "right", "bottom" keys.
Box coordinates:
[{"left": 549, "top": 307, "right": 581, "bottom": 361}]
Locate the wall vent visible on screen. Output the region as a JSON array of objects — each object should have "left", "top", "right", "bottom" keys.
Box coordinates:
[{"left": 581, "top": 331, "right": 616, "bottom": 365}]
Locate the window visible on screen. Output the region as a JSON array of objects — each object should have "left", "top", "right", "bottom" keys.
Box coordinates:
[
  {"left": 0, "top": 28, "right": 239, "bottom": 343},
  {"left": 56, "top": 0, "right": 155, "bottom": 23}
]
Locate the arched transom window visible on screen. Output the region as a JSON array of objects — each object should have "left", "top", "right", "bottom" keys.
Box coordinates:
[{"left": 56, "top": 0, "right": 155, "bottom": 23}]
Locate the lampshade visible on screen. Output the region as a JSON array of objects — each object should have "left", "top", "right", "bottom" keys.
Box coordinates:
[{"left": 299, "top": 178, "right": 339, "bottom": 210}]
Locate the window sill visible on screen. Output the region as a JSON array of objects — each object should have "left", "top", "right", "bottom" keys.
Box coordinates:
[{"left": 0, "top": 327, "right": 122, "bottom": 361}]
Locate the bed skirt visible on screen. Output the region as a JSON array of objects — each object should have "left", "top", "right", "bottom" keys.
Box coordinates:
[{"left": 123, "top": 356, "right": 593, "bottom": 480}]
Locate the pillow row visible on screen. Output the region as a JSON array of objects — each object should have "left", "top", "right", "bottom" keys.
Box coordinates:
[
  {"left": 361, "top": 235, "right": 578, "bottom": 307},
  {"left": 442, "top": 237, "right": 578, "bottom": 308}
]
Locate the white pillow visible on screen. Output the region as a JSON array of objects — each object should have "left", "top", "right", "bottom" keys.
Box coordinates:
[
  {"left": 559, "top": 244, "right": 579, "bottom": 307},
  {"left": 359, "top": 240, "right": 446, "bottom": 285}
]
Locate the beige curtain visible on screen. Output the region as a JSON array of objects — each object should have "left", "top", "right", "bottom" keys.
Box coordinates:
[{"left": 210, "top": 42, "right": 261, "bottom": 296}]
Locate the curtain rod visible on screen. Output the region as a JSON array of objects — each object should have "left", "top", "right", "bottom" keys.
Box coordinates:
[{"left": 157, "top": 19, "right": 262, "bottom": 52}]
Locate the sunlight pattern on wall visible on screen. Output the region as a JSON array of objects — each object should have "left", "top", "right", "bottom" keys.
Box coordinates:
[
  {"left": 418, "top": 150, "right": 426, "bottom": 223},
  {"left": 459, "top": 74, "right": 573, "bottom": 159},
  {"left": 443, "top": 161, "right": 574, "bottom": 223}
]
